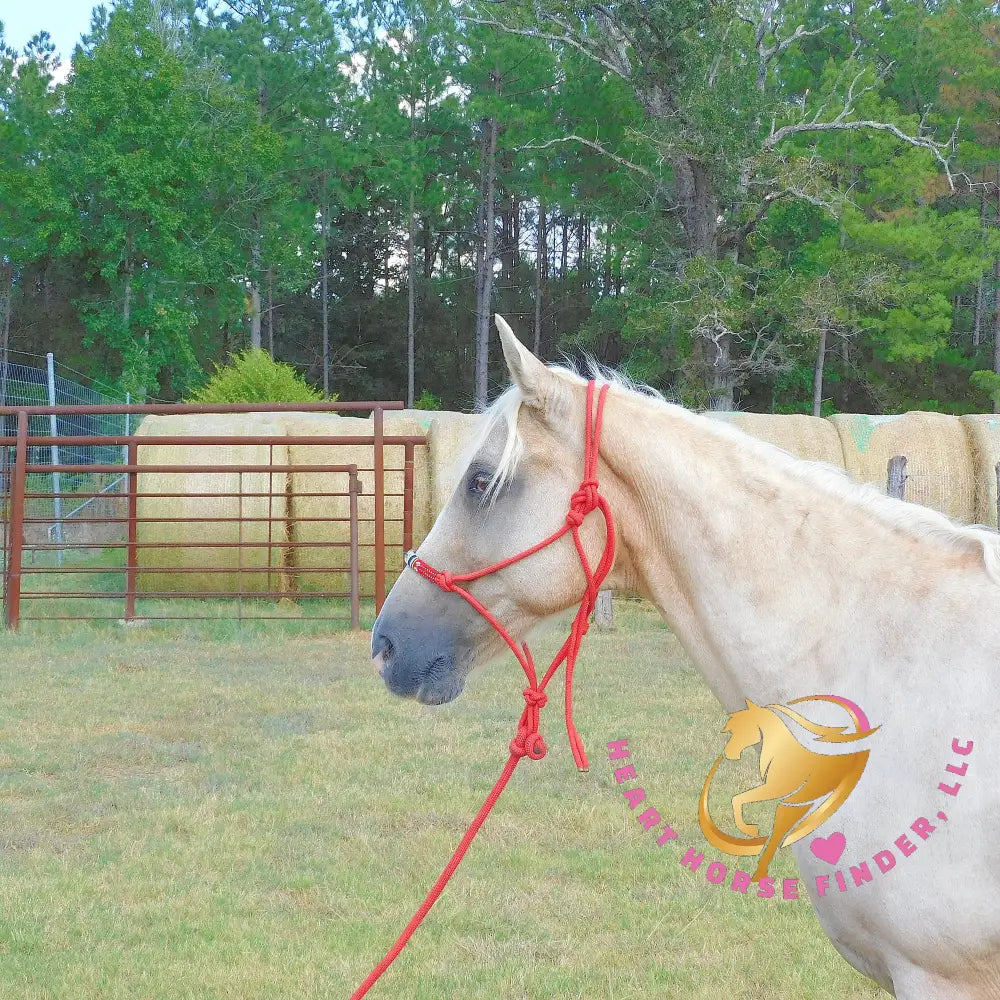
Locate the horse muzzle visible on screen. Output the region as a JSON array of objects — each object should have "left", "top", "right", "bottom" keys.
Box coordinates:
[{"left": 371, "top": 619, "right": 466, "bottom": 705}]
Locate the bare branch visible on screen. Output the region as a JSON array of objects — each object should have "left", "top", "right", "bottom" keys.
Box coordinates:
[
  {"left": 462, "top": 14, "right": 632, "bottom": 82},
  {"left": 593, "top": 4, "right": 640, "bottom": 61},
  {"left": 751, "top": 0, "right": 824, "bottom": 90},
  {"left": 721, "top": 182, "right": 837, "bottom": 250},
  {"left": 764, "top": 117, "right": 956, "bottom": 184},
  {"left": 774, "top": 23, "right": 823, "bottom": 56},
  {"left": 520, "top": 134, "right": 671, "bottom": 200}
]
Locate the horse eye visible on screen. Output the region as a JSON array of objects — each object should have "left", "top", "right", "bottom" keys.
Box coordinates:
[{"left": 468, "top": 471, "right": 492, "bottom": 496}]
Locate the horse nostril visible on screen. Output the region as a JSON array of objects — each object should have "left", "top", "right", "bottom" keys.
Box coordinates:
[{"left": 371, "top": 625, "right": 394, "bottom": 663}]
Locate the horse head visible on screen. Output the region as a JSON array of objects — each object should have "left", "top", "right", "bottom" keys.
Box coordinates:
[{"left": 370, "top": 317, "right": 629, "bottom": 705}]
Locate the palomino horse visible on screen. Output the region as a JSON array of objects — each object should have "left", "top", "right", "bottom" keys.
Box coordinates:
[
  {"left": 372, "top": 316, "right": 1000, "bottom": 999},
  {"left": 699, "top": 698, "right": 878, "bottom": 882}
]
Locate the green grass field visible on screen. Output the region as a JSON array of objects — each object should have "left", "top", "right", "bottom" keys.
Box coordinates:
[{"left": 0, "top": 602, "right": 884, "bottom": 999}]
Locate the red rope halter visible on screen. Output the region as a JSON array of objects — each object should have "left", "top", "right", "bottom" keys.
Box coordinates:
[{"left": 351, "top": 381, "right": 616, "bottom": 999}]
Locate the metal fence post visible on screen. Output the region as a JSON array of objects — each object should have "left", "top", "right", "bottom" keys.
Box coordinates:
[
  {"left": 5, "top": 410, "right": 28, "bottom": 629},
  {"left": 46, "top": 353, "right": 63, "bottom": 565},
  {"left": 350, "top": 468, "right": 360, "bottom": 630},
  {"left": 125, "top": 440, "right": 138, "bottom": 621},
  {"left": 123, "top": 392, "right": 130, "bottom": 466},
  {"left": 374, "top": 405, "right": 385, "bottom": 613}
]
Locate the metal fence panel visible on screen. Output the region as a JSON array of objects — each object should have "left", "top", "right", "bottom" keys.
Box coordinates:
[{"left": 0, "top": 400, "right": 420, "bottom": 630}]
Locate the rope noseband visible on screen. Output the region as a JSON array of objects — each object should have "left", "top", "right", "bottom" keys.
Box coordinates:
[{"left": 351, "top": 381, "right": 616, "bottom": 998}]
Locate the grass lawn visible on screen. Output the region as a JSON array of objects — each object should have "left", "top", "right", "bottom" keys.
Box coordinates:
[{"left": 0, "top": 602, "right": 884, "bottom": 999}]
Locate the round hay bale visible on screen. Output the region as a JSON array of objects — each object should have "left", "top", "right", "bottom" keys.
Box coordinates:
[
  {"left": 135, "top": 415, "right": 291, "bottom": 597},
  {"left": 704, "top": 412, "right": 845, "bottom": 467},
  {"left": 827, "top": 412, "right": 977, "bottom": 523},
  {"left": 959, "top": 415, "right": 1000, "bottom": 527},
  {"left": 427, "top": 411, "right": 482, "bottom": 517},
  {"left": 281, "top": 411, "right": 432, "bottom": 597},
  {"left": 385, "top": 410, "right": 434, "bottom": 545}
]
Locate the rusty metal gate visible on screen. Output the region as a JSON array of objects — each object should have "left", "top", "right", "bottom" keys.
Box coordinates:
[{"left": 0, "top": 401, "right": 426, "bottom": 630}]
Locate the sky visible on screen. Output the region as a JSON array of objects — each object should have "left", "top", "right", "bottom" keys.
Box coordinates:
[{"left": 2, "top": 0, "right": 98, "bottom": 61}]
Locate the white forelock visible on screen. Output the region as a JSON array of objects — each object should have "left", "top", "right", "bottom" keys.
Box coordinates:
[{"left": 468, "top": 358, "right": 661, "bottom": 504}]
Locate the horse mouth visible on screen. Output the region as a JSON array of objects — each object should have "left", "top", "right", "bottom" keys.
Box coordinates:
[
  {"left": 377, "top": 652, "right": 465, "bottom": 706},
  {"left": 415, "top": 656, "right": 465, "bottom": 705}
]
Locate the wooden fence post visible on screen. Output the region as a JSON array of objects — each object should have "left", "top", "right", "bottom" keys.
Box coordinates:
[
  {"left": 887, "top": 456, "right": 908, "bottom": 501},
  {"left": 373, "top": 405, "right": 385, "bottom": 613},
  {"left": 595, "top": 590, "right": 614, "bottom": 629}
]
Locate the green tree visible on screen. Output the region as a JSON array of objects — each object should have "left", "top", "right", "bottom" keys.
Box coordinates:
[
  {"left": 194, "top": 0, "right": 346, "bottom": 354},
  {"left": 470, "top": 0, "right": 970, "bottom": 408},
  {"left": 0, "top": 27, "right": 61, "bottom": 400},
  {"left": 51, "top": 0, "right": 256, "bottom": 394}
]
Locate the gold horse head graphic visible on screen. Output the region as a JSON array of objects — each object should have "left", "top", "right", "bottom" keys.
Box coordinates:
[{"left": 699, "top": 695, "right": 879, "bottom": 881}]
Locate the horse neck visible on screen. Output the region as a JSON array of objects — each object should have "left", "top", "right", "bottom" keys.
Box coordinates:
[{"left": 597, "top": 392, "right": 980, "bottom": 711}]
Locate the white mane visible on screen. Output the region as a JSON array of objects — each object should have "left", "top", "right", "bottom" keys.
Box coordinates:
[{"left": 468, "top": 362, "right": 1000, "bottom": 584}]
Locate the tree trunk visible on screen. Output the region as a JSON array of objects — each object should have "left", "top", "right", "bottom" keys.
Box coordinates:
[
  {"left": 705, "top": 332, "right": 733, "bottom": 411},
  {"left": 993, "top": 255, "right": 1000, "bottom": 416},
  {"left": 422, "top": 214, "right": 434, "bottom": 281},
  {"left": 321, "top": 202, "right": 330, "bottom": 400},
  {"left": 250, "top": 217, "right": 262, "bottom": 350},
  {"left": 499, "top": 183, "right": 514, "bottom": 293},
  {"left": 123, "top": 259, "right": 132, "bottom": 331},
  {"left": 474, "top": 89, "right": 500, "bottom": 410},
  {"left": 407, "top": 186, "right": 416, "bottom": 408},
  {"left": 0, "top": 262, "right": 11, "bottom": 407},
  {"left": 813, "top": 321, "right": 828, "bottom": 417},
  {"left": 675, "top": 155, "right": 720, "bottom": 256},
  {"left": 266, "top": 271, "right": 274, "bottom": 356},
  {"left": 251, "top": 70, "right": 267, "bottom": 353},
  {"left": 561, "top": 216, "right": 569, "bottom": 277},
  {"left": 511, "top": 194, "right": 521, "bottom": 280},
  {"left": 975, "top": 189, "right": 987, "bottom": 347},
  {"left": 534, "top": 201, "right": 546, "bottom": 356},
  {"left": 675, "top": 154, "right": 731, "bottom": 408}
]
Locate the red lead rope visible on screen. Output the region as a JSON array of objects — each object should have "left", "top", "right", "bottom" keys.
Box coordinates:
[{"left": 350, "top": 381, "right": 616, "bottom": 999}]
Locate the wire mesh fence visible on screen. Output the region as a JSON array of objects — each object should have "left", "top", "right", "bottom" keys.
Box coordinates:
[{"left": 0, "top": 353, "right": 129, "bottom": 555}]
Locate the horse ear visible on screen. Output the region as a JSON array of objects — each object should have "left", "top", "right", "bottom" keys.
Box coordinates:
[{"left": 496, "top": 314, "right": 561, "bottom": 412}]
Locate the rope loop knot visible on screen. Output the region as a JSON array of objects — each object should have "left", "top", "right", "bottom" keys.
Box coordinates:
[
  {"left": 522, "top": 688, "right": 547, "bottom": 709},
  {"left": 509, "top": 729, "right": 547, "bottom": 760},
  {"left": 567, "top": 478, "right": 600, "bottom": 527}
]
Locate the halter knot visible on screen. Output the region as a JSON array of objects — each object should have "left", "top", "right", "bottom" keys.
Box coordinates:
[
  {"left": 437, "top": 570, "right": 455, "bottom": 592},
  {"left": 567, "top": 479, "right": 600, "bottom": 527},
  {"left": 509, "top": 729, "right": 547, "bottom": 760},
  {"left": 522, "top": 688, "right": 547, "bottom": 709}
]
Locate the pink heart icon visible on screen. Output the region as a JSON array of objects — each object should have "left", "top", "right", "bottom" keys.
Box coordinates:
[{"left": 810, "top": 832, "right": 846, "bottom": 865}]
